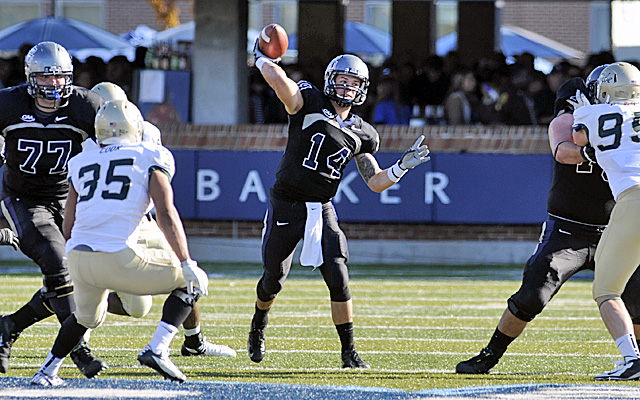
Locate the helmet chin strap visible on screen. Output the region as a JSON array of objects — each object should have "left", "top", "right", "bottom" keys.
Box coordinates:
[{"left": 34, "top": 96, "right": 66, "bottom": 112}]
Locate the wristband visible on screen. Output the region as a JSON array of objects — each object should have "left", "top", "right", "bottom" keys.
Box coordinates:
[
  {"left": 387, "top": 161, "right": 407, "bottom": 183},
  {"left": 255, "top": 57, "right": 268, "bottom": 72}
]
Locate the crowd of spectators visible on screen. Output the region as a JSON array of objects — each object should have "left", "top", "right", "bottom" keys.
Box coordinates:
[
  {"left": 251, "top": 49, "right": 631, "bottom": 127},
  {"left": 0, "top": 43, "right": 634, "bottom": 128}
]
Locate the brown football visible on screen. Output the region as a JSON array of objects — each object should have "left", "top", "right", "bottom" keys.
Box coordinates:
[{"left": 258, "top": 24, "right": 289, "bottom": 59}]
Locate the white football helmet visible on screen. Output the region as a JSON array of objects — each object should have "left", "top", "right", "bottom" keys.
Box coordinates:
[
  {"left": 91, "top": 82, "right": 127, "bottom": 102},
  {"left": 95, "top": 100, "right": 143, "bottom": 145},
  {"left": 596, "top": 62, "right": 640, "bottom": 104},
  {"left": 324, "top": 54, "right": 369, "bottom": 107}
]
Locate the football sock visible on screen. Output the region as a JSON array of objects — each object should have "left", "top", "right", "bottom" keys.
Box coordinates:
[
  {"left": 148, "top": 321, "right": 179, "bottom": 355},
  {"left": 9, "top": 307, "right": 39, "bottom": 334},
  {"left": 336, "top": 322, "right": 354, "bottom": 352},
  {"left": 615, "top": 334, "right": 640, "bottom": 362},
  {"left": 39, "top": 352, "right": 64, "bottom": 377},
  {"left": 184, "top": 325, "right": 202, "bottom": 348},
  {"left": 252, "top": 303, "right": 269, "bottom": 330},
  {"left": 487, "top": 327, "right": 516, "bottom": 356}
]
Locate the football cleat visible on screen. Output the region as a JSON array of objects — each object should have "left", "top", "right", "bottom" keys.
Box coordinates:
[
  {"left": 595, "top": 358, "right": 640, "bottom": 381},
  {"left": 31, "top": 371, "right": 65, "bottom": 386},
  {"left": 138, "top": 346, "right": 186, "bottom": 382},
  {"left": 247, "top": 325, "right": 266, "bottom": 363},
  {"left": 0, "top": 315, "right": 19, "bottom": 374},
  {"left": 341, "top": 348, "right": 370, "bottom": 369},
  {"left": 180, "top": 335, "right": 236, "bottom": 357},
  {"left": 456, "top": 347, "right": 501, "bottom": 374},
  {"left": 70, "top": 342, "right": 108, "bottom": 378}
]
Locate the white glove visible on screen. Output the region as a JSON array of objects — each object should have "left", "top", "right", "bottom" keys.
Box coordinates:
[
  {"left": 398, "top": 135, "right": 431, "bottom": 170},
  {"left": 253, "top": 37, "right": 281, "bottom": 65},
  {"left": 0, "top": 228, "right": 19, "bottom": 251},
  {"left": 387, "top": 135, "right": 431, "bottom": 183},
  {"left": 181, "top": 259, "right": 209, "bottom": 296},
  {"left": 566, "top": 89, "right": 590, "bottom": 110}
]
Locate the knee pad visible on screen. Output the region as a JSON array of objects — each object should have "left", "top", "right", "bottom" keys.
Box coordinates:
[
  {"left": 329, "top": 286, "right": 351, "bottom": 303},
  {"left": 507, "top": 297, "right": 539, "bottom": 323},
  {"left": 117, "top": 293, "right": 153, "bottom": 318},
  {"left": 257, "top": 276, "right": 281, "bottom": 302},
  {"left": 42, "top": 272, "right": 73, "bottom": 300},
  {"left": 26, "top": 290, "right": 56, "bottom": 320},
  {"left": 170, "top": 288, "right": 200, "bottom": 306}
]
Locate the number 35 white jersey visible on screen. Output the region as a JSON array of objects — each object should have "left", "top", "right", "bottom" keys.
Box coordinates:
[
  {"left": 573, "top": 103, "right": 640, "bottom": 200},
  {"left": 65, "top": 142, "right": 175, "bottom": 253}
]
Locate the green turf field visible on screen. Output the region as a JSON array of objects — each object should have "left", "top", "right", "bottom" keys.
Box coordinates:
[{"left": 1, "top": 260, "right": 638, "bottom": 391}]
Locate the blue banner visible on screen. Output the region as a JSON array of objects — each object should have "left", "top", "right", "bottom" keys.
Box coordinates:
[{"left": 171, "top": 150, "right": 553, "bottom": 224}]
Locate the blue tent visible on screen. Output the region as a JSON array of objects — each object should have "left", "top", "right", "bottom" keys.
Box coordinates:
[
  {"left": 437, "top": 25, "right": 584, "bottom": 60},
  {"left": 0, "top": 17, "right": 135, "bottom": 61},
  {"left": 288, "top": 21, "right": 391, "bottom": 56}
]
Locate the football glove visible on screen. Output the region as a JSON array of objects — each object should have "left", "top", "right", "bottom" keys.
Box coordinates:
[
  {"left": 0, "top": 228, "right": 19, "bottom": 251},
  {"left": 580, "top": 143, "right": 597, "bottom": 164},
  {"left": 253, "top": 37, "right": 281, "bottom": 65},
  {"left": 566, "top": 89, "right": 590, "bottom": 110},
  {"left": 388, "top": 135, "right": 431, "bottom": 182},
  {"left": 181, "top": 259, "right": 209, "bottom": 296},
  {"left": 399, "top": 135, "right": 431, "bottom": 170}
]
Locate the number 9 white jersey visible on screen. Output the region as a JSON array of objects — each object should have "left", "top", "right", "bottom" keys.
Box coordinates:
[
  {"left": 573, "top": 103, "right": 640, "bottom": 199},
  {"left": 65, "top": 142, "right": 175, "bottom": 253}
]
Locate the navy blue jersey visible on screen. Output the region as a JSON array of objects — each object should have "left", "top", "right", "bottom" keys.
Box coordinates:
[
  {"left": 547, "top": 78, "right": 614, "bottom": 225},
  {"left": 272, "top": 81, "right": 380, "bottom": 203},
  {"left": 0, "top": 84, "right": 104, "bottom": 201}
]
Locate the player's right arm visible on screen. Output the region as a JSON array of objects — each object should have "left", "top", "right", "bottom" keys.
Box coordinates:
[
  {"left": 259, "top": 61, "right": 303, "bottom": 115},
  {"left": 549, "top": 113, "right": 585, "bottom": 164},
  {"left": 550, "top": 78, "right": 593, "bottom": 164}
]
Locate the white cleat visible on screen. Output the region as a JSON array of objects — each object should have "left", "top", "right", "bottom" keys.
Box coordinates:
[
  {"left": 181, "top": 337, "right": 236, "bottom": 357},
  {"left": 31, "top": 371, "right": 65, "bottom": 386}
]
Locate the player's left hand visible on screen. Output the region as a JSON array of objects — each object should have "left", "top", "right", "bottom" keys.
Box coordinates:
[
  {"left": 566, "top": 89, "right": 590, "bottom": 110},
  {"left": 398, "top": 135, "right": 431, "bottom": 170},
  {"left": 181, "top": 259, "right": 209, "bottom": 296},
  {"left": 0, "top": 228, "right": 19, "bottom": 251}
]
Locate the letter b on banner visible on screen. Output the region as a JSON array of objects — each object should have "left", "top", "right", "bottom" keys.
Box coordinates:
[{"left": 197, "top": 169, "right": 220, "bottom": 201}]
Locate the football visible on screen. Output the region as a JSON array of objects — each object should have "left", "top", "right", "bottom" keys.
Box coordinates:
[{"left": 258, "top": 24, "right": 289, "bottom": 60}]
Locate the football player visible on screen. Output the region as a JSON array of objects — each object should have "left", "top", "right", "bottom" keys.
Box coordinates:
[
  {"left": 31, "top": 99, "right": 209, "bottom": 385},
  {"left": 456, "top": 63, "right": 640, "bottom": 376},
  {"left": 88, "top": 82, "right": 236, "bottom": 358},
  {"left": 0, "top": 41, "right": 107, "bottom": 378},
  {"left": 573, "top": 62, "right": 640, "bottom": 380},
  {"left": 248, "top": 45, "right": 431, "bottom": 368}
]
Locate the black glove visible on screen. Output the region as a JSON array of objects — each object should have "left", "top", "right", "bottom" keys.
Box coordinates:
[
  {"left": 580, "top": 143, "right": 597, "bottom": 164},
  {"left": 0, "top": 228, "right": 19, "bottom": 250}
]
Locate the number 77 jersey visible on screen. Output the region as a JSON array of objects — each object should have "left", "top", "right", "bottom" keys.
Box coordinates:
[
  {"left": 573, "top": 103, "right": 640, "bottom": 200},
  {"left": 65, "top": 142, "right": 175, "bottom": 253}
]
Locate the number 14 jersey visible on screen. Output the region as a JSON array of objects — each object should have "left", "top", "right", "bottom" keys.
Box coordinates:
[{"left": 272, "top": 81, "right": 380, "bottom": 203}]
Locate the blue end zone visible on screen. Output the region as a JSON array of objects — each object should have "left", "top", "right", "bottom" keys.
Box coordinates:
[{"left": 2, "top": 378, "right": 638, "bottom": 400}]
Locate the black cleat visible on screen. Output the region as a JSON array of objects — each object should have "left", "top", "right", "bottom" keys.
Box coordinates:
[
  {"left": 595, "top": 358, "right": 640, "bottom": 381},
  {"left": 247, "top": 326, "right": 266, "bottom": 363},
  {"left": 0, "top": 315, "right": 19, "bottom": 374},
  {"left": 138, "top": 346, "right": 186, "bottom": 382},
  {"left": 70, "top": 343, "right": 108, "bottom": 378},
  {"left": 341, "top": 348, "right": 370, "bottom": 369},
  {"left": 456, "top": 347, "right": 501, "bottom": 374}
]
